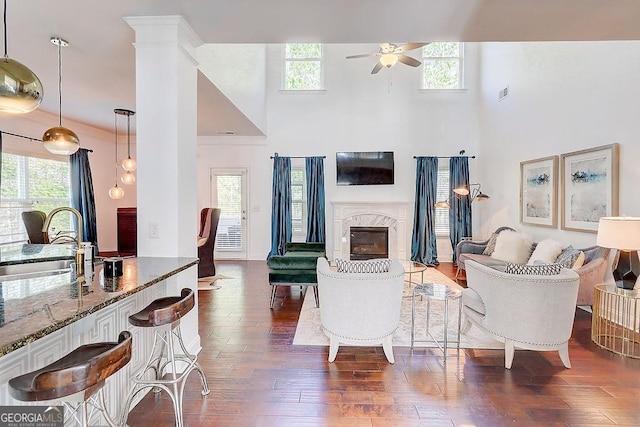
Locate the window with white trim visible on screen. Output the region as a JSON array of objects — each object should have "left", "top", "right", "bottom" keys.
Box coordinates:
[
  {"left": 291, "top": 167, "right": 307, "bottom": 241},
  {"left": 435, "top": 166, "right": 450, "bottom": 236},
  {"left": 422, "top": 42, "right": 464, "bottom": 90},
  {"left": 283, "top": 43, "right": 324, "bottom": 91},
  {"left": 0, "top": 153, "right": 71, "bottom": 244}
]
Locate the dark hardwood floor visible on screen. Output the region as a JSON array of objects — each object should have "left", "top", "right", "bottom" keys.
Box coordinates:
[{"left": 127, "top": 261, "right": 640, "bottom": 426}]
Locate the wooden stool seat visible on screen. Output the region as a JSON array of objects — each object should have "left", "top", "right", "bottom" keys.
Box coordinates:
[
  {"left": 8, "top": 331, "right": 132, "bottom": 426},
  {"left": 128, "top": 288, "right": 194, "bottom": 328}
]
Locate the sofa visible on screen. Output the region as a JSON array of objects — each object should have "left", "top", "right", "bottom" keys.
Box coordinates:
[
  {"left": 267, "top": 242, "right": 325, "bottom": 309},
  {"left": 455, "top": 227, "right": 610, "bottom": 306},
  {"left": 316, "top": 257, "right": 405, "bottom": 363},
  {"left": 463, "top": 259, "right": 580, "bottom": 369}
]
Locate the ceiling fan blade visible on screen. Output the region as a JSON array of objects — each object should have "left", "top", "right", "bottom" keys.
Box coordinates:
[
  {"left": 395, "top": 42, "right": 429, "bottom": 53},
  {"left": 371, "top": 62, "right": 383, "bottom": 74},
  {"left": 397, "top": 54, "right": 421, "bottom": 67},
  {"left": 346, "top": 53, "right": 378, "bottom": 59}
]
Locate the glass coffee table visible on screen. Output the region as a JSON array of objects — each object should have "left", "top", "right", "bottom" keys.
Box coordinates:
[
  {"left": 410, "top": 282, "right": 462, "bottom": 362},
  {"left": 399, "top": 260, "right": 428, "bottom": 285}
]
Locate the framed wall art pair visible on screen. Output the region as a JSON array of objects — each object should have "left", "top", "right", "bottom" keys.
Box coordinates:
[{"left": 519, "top": 143, "right": 619, "bottom": 233}]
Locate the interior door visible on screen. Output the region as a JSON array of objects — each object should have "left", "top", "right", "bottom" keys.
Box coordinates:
[{"left": 210, "top": 168, "right": 247, "bottom": 260}]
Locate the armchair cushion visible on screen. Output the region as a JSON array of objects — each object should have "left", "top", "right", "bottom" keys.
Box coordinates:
[
  {"left": 505, "top": 262, "right": 563, "bottom": 276},
  {"left": 334, "top": 258, "right": 391, "bottom": 273}
]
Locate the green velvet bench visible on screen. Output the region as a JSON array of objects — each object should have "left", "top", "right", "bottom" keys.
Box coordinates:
[{"left": 268, "top": 242, "right": 325, "bottom": 309}]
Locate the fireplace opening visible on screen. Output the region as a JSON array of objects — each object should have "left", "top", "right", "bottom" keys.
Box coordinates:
[{"left": 350, "top": 226, "right": 389, "bottom": 260}]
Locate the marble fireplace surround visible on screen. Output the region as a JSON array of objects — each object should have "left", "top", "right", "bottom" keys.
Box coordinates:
[{"left": 331, "top": 201, "right": 411, "bottom": 261}]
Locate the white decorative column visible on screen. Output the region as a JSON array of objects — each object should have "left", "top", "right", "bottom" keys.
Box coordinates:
[{"left": 125, "top": 16, "right": 202, "bottom": 352}]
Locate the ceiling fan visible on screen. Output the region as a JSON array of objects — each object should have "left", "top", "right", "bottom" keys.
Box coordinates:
[{"left": 346, "top": 42, "right": 429, "bottom": 74}]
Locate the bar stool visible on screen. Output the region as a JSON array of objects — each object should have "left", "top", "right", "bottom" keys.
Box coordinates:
[
  {"left": 8, "top": 331, "right": 132, "bottom": 427},
  {"left": 121, "top": 288, "right": 210, "bottom": 427}
]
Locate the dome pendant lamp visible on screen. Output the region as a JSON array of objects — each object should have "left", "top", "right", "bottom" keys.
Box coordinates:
[
  {"left": 108, "top": 109, "right": 124, "bottom": 200},
  {"left": 0, "top": 0, "right": 43, "bottom": 113},
  {"left": 42, "top": 36, "right": 80, "bottom": 156}
]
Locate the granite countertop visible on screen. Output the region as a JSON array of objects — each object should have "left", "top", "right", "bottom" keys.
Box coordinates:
[
  {"left": 0, "top": 256, "right": 198, "bottom": 356},
  {"left": 0, "top": 243, "right": 76, "bottom": 266}
]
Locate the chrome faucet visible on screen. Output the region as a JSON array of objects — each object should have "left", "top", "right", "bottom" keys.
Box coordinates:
[{"left": 42, "top": 207, "right": 84, "bottom": 247}]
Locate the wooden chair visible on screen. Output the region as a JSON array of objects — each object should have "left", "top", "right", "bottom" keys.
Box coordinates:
[
  {"left": 8, "top": 331, "right": 132, "bottom": 426},
  {"left": 197, "top": 207, "right": 221, "bottom": 278},
  {"left": 21, "top": 210, "right": 47, "bottom": 244}
]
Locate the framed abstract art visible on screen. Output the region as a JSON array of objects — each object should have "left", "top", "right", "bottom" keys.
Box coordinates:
[
  {"left": 520, "top": 156, "right": 558, "bottom": 228},
  {"left": 560, "top": 143, "right": 619, "bottom": 232}
]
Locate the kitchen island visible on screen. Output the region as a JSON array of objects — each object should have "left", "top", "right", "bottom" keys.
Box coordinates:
[{"left": 0, "top": 255, "right": 199, "bottom": 422}]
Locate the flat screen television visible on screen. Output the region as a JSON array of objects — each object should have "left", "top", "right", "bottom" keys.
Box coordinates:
[{"left": 336, "top": 151, "right": 394, "bottom": 186}]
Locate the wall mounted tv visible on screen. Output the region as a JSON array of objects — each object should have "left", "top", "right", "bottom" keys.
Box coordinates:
[{"left": 336, "top": 151, "right": 394, "bottom": 186}]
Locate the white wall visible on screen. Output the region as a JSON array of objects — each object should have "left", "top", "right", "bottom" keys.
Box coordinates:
[
  {"left": 0, "top": 110, "right": 137, "bottom": 252},
  {"left": 476, "top": 41, "right": 640, "bottom": 248},
  {"left": 197, "top": 43, "right": 481, "bottom": 260}
]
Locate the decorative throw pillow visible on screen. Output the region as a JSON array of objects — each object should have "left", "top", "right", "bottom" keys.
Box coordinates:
[
  {"left": 555, "top": 246, "right": 586, "bottom": 270},
  {"left": 505, "top": 262, "right": 563, "bottom": 275},
  {"left": 335, "top": 258, "right": 391, "bottom": 273},
  {"left": 482, "top": 232, "right": 499, "bottom": 255},
  {"left": 490, "top": 230, "right": 534, "bottom": 264},
  {"left": 527, "top": 239, "right": 564, "bottom": 265}
]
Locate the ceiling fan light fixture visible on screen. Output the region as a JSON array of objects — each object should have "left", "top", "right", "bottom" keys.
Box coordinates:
[{"left": 380, "top": 53, "right": 398, "bottom": 68}]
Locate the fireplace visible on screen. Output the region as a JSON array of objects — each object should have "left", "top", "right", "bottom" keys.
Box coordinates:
[
  {"left": 350, "top": 226, "right": 389, "bottom": 260},
  {"left": 332, "top": 201, "right": 410, "bottom": 261}
]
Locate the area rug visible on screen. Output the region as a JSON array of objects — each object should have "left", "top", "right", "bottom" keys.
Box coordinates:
[
  {"left": 293, "top": 268, "right": 503, "bottom": 349},
  {"left": 197, "top": 274, "right": 232, "bottom": 291}
]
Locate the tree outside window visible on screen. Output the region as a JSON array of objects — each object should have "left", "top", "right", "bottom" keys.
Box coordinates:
[
  {"left": 422, "top": 42, "right": 464, "bottom": 90},
  {"left": 284, "top": 43, "right": 323, "bottom": 91}
]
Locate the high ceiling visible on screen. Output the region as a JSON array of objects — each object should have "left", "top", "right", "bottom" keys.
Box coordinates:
[{"left": 6, "top": 0, "right": 640, "bottom": 135}]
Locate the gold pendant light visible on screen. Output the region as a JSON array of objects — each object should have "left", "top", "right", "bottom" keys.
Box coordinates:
[
  {"left": 109, "top": 109, "right": 124, "bottom": 200},
  {"left": 0, "top": 0, "right": 43, "bottom": 113},
  {"left": 42, "top": 36, "right": 80, "bottom": 156}
]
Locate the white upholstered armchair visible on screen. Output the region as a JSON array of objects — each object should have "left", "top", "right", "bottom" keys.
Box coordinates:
[
  {"left": 316, "top": 257, "right": 405, "bottom": 363},
  {"left": 463, "top": 260, "right": 580, "bottom": 369}
]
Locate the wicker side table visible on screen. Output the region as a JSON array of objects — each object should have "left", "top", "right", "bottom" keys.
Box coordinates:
[{"left": 592, "top": 284, "right": 640, "bottom": 358}]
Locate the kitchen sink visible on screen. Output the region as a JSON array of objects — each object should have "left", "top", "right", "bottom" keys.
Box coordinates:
[{"left": 0, "top": 259, "right": 74, "bottom": 281}]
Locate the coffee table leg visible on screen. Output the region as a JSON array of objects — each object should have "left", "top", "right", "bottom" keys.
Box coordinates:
[{"left": 457, "top": 299, "right": 462, "bottom": 351}]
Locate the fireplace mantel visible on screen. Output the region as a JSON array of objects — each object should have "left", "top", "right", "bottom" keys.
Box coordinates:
[{"left": 331, "top": 201, "right": 411, "bottom": 261}]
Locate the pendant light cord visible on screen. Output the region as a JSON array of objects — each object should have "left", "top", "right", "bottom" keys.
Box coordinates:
[
  {"left": 126, "top": 114, "right": 131, "bottom": 157},
  {"left": 3, "top": 0, "right": 8, "bottom": 58},
  {"left": 57, "top": 41, "right": 62, "bottom": 126},
  {"left": 114, "top": 113, "right": 118, "bottom": 183}
]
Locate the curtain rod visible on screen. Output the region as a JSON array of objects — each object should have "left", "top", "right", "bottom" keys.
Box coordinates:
[
  {"left": 0, "top": 131, "right": 93, "bottom": 152},
  {"left": 270, "top": 153, "right": 326, "bottom": 159},
  {"left": 413, "top": 155, "right": 475, "bottom": 159}
]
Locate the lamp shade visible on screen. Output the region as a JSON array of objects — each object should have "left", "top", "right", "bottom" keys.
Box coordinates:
[
  {"left": 42, "top": 126, "right": 80, "bottom": 155},
  {"left": 121, "top": 170, "right": 136, "bottom": 185},
  {"left": 122, "top": 156, "right": 136, "bottom": 172},
  {"left": 0, "top": 58, "right": 43, "bottom": 113},
  {"left": 379, "top": 53, "right": 398, "bottom": 68},
  {"left": 108, "top": 184, "right": 124, "bottom": 200},
  {"left": 453, "top": 185, "right": 469, "bottom": 196},
  {"left": 596, "top": 217, "right": 640, "bottom": 250}
]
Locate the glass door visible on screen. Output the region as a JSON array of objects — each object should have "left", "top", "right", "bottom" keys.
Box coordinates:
[{"left": 210, "top": 168, "right": 247, "bottom": 260}]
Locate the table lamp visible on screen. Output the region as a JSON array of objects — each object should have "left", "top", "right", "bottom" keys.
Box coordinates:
[{"left": 596, "top": 217, "right": 640, "bottom": 290}]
